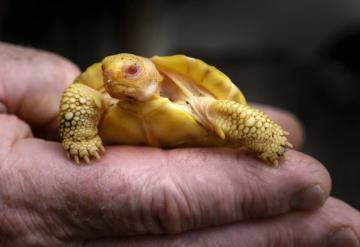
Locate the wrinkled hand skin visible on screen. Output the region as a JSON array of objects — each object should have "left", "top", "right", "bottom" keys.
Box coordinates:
[{"left": 0, "top": 42, "right": 360, "bottom": 247}]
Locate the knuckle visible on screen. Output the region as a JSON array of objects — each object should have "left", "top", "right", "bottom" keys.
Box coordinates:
[
  {"left": 148, "top": 176, "right": 189, "bottom": 234},
  {"left": 239, "top": 182, "right": 264, "bottom": 218},
  {"left": 145, "top": 156, "right": 194, "bottom": 234},
  {"left": 269, "top": 224, "right": 296, "bottom": 247},
  {"left": 237, "top": 179, "right": 287, "bottom": 219}
]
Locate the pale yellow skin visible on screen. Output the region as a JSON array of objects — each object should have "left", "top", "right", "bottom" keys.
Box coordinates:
[{"left": 59, "top": 54, "right": 292, "bottom": 166}]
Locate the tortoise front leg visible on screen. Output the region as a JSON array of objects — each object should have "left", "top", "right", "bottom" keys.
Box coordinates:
[
  {"left": 59, "top": 83, "right": 106, "bottom": 164},
  {"left": 190, "top": 98, "right": 292, "bottom": 166}
]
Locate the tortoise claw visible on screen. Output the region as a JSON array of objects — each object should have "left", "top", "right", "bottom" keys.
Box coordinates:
[
  {"left": 285, "top": 141, "right": 293, "bottom": 148},
  {"left": 272, "top": 159, "right": 279, "bottom": 167},
  {"left": 74, "top": 155, "right": 80, "bottom": 164},
  {"left": 84, "top": 155, "right": 91, "bottom": 164},
  {"left": 94, "top": 151, "right": 101, "bottom": 160},
  {"left": 100, "top": 145, "right": 106, "bottom": 152}
]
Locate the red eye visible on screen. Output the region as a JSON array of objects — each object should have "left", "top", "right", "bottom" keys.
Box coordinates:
[{"left": 125, "top": 64, "right": 139, "bottom": 75}]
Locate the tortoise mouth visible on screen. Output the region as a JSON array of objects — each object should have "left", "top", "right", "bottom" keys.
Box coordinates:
[
  {"left": 104, "top": 82, "right": 139, "bottom": 100},
  {"left": 107, "top": 81, "right": 157, "bottom": 101}
]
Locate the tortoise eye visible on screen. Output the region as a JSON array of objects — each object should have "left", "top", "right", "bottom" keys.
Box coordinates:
[
  {"left": 126, "top": 64, "right": 139, "bottom": 75},
  {"left": 124, "top": 63, "right": 142, "bottom": 79}
]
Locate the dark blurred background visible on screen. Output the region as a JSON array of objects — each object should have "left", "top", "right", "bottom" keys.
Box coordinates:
[{"left": 1, "top": 0, "right": 359, "bottom": 209}]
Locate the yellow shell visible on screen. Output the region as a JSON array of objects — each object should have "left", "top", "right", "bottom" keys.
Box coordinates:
[
  {"left": 74, "top": 55, "right": 247, "bottom": 148},
  {"left": 151, "top": 55, "right": 246, "bottom": 104}
]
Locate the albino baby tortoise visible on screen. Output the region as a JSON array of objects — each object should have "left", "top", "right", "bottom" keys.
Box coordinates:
[{"left": 59, "top": 54, "right": 292, "bottom": 166}]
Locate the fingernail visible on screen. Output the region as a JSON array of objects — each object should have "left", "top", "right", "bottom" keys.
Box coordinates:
[
  {"left": 327, "top": 228, "right": 360, "bottom": 247},
  {"left": 290, "top": 184, "right": 326, "bottom": 210}
]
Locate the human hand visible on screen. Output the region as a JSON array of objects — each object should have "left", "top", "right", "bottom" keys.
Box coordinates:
[{"left": 0, "top": 42, "right": 358, "bottom": 247}]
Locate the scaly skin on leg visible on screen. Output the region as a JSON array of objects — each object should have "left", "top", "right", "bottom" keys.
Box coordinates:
[
  {"left": 59, "top": 83, "right": 106, "bottom": 164},
  {"left": 206, "top": 100, "right": 292, "bottom": 166}
]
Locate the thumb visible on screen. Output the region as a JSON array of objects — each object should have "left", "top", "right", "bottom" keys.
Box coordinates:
[{"left": 0, "top": 42, "right": 80, "bottom": 139}]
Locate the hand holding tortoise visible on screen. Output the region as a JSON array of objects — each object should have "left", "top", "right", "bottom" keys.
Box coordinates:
[{"left": 0, "top": 42, "right": 359, "bottom": 246}]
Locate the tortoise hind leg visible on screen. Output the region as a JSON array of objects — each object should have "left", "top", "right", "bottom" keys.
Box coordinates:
[
  {"left": 190, "top": 98, "right": 292, "bottom": 166},
  {"left": 59, "top": 83, "right": 106, "bottom": 164}
]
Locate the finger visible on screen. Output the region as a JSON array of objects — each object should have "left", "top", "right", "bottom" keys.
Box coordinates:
[
  {"left": 7, "top": 140, "right": 330, "bottom": 239},
  {"left": 182, "top": 197, "right": 360, "bottom": 247},
  {"left": 0, "top": 106, "right": 327, "bottom": 238},
  {"left": 70, "top": 197, "right": 360, "bottom": 247},
  {"left": 193, "top": 197, "right": 360, "bottom": 247},
  {"left": 252, "top": 103, "right": 305, "bottom": 149},
  {"left": 0, "top": 42, "right": 80, "bottom": 140}
]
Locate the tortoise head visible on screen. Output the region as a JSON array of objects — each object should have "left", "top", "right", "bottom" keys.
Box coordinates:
[{"left": 101, "top": 53, "right": 162, "bottom": 101}]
